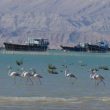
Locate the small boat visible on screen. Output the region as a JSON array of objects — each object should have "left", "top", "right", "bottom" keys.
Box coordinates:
[{"left": 4, "top": 38, "right": 49, "bottom": 51}]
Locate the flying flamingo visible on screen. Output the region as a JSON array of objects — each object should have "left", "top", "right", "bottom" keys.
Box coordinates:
[
  {"left": 8, "top": 66, "right": 21, "bottom": 84},
  {"left": 90, "top": 69, "right": 105, "bottom": 86}
]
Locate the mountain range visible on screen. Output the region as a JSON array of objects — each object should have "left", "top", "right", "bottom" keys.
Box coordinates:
[{"left": 0, "top": 0, "right": 110, "bottom": 48}]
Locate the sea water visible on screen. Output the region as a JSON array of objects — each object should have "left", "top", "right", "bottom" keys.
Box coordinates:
[{"left": 0, "top": 50, "right": 110, "bottom": 110}]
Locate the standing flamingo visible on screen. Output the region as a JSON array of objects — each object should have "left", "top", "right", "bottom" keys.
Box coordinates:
[
  {"left": 31, "top": 69, "right": 43, "bottom": 85},
  {"left": 8, "top": 67, "right": 21, "bottom": 84},
  {"left": 90, "top": 70, "right": 105, "bottom": 86},
  {"left": 65, "top": 69, "right": 77, "bottom": 79},
  {"left": 64, "top": 68, "right": 77, "bottom": 85},
  {"left": 21, "top": 68, "right": 33, "bottom": 85},
  {"left": 33, "top": 73, "right": 43, "bottom": 85}
]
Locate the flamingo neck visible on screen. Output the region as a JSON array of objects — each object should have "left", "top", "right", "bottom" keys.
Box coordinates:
[
  {"left": 90, "top": 73, "right": 97, "bottom": 79},
  {"left": 90, "top": 74, "right": 93, "bottom": 78},
  {"left": 8, "top": 69, "right": 11, "bottom": 76},
  {"left": 65, "top": 69, "right": 67, "bottom": 76}
]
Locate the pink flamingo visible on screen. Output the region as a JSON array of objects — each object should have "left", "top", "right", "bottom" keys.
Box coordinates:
[{"left": 90, "top": 70, "right": 105, "bottom": 86}]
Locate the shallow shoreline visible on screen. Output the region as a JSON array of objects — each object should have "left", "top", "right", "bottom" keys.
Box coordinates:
[
  {"left": 1, "top": 50, "right": 110, "bottom": 58},
  {"left": 1, "top": 50, "right": 50, "bottom": 55},
  {"left": 0, "top": 96, "right": 109, "bottom": 110}
]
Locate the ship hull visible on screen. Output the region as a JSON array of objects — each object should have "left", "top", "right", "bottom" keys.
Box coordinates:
[
  {"left": 60, "top": 45, "right": 87, "bottom": 52},
  {"left": 4, "top": 43, "right": 48, "bottom": 51},
  {"left": 60, "top": 44, "right": 108, "bottom": 52}
]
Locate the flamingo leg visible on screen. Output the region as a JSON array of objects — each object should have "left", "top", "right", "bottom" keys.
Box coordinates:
[
  {"left": 96, "top": 80, "right": 105, "bottom": 86},
  {"left": 25, "top": 77, "right": 33, "bottom": 85},
  {"left": 14, "top": 76, "right": 16, "bottom": 84},
  {"left": 26, "top": 77, "right": 29, "bottom": 82},
  {"left": 24, "top": 77, "right": 29, "bottom": 84},
  {"left": 101, "top": 80, "right": 105, "bottom": 86},
  {"left": 94, "top": 80, "right": 97, "bottom": 87},
  {"left": 96, "top": 81, "right": 100, "bottom": 86},
  {"left": 67, "top": 77, "right": 74, "bottom": 85},
  {"left": 71, "top": 78, "right": 75, "bottom": 85},
  {"left": 38, "top": 78, "right": 42, "bottom": 85},
  {"left": 96, "top": 79, "right": 102, "bottom": 86},
  {"left": 28, "top": 77, "right": 33, "bottom": 85}
]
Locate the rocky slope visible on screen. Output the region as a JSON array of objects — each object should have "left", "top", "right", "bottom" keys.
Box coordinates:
[{"left": 0, "top": 0, "right": 110, "bottom": 48}]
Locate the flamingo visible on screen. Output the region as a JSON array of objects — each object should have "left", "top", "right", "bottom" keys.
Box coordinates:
[
  {"left": 21, "top": 68, "right": 33, "bottom": 85},
  {"left": 33, "top": 73, "right": 43, "bottom": 85},
  {"left": 8, "top": 67, "right": 21, "bottom": 84},
  {"left": 31, "top": 69, "right": 43, "bottom": 85},
  {"left": 65, "top": 69, "right": 77, "bottom": 79},
  {"left": 90, "top": 70, "right": 105, "bottom": 86},
  {"left": 64, "top": 69, "right": 77, "bottom": 85}
]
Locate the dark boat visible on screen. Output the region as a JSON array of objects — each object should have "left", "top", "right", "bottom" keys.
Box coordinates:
[
  {"left": 4, "top": 38, "right": 49, "bottom": 51},
  {"left": 60, "top": 40, "right": 109, "bottom": 52},
  {"left": 60, "top": 43, "right": 87, "bottom": 52},
  {"left": 86, "top": 41, "right": 109, "bottom": 52}
]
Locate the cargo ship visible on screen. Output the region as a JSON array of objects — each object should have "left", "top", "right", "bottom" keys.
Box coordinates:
[
  {"left": 4, "top": 38, "right": 49, "bottom": 51},
  {"left": 86, "top": 41, "right": 109, "bottom": 52},
  {"left": 60, "top": 40, "right": 109, "bottom": 52}
]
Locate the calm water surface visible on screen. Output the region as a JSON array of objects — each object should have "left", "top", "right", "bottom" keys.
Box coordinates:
[{"left": 0, "top": 50, "right": 110, "bottom": 110}]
